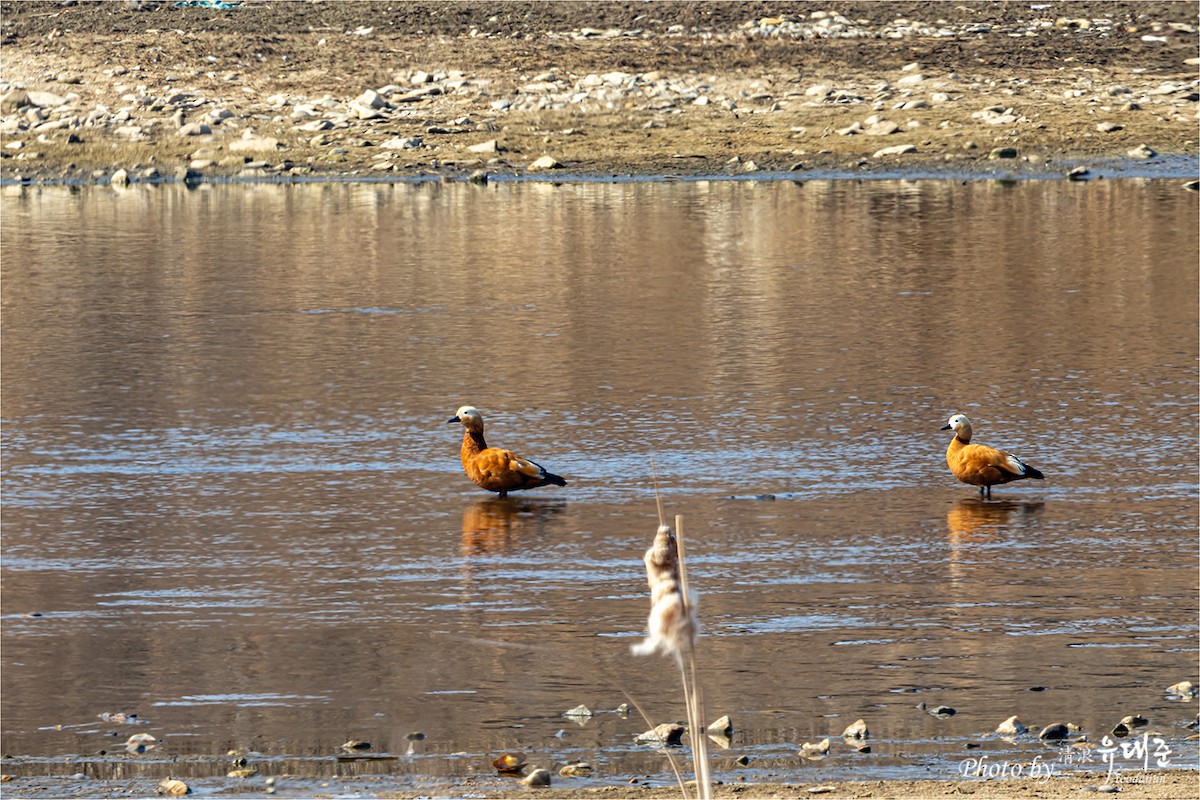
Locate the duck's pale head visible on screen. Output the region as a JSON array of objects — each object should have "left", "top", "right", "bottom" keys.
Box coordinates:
[
  {"left": 448, "top": 405, "right": 484, "bottom": 432},
  {"left": 941, "top": 413, "right": 973, "bottom": 440}
]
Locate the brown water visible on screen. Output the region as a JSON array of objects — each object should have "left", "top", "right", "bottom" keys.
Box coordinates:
[{"left": 2, "top": 179, "right": 1197, "bottom": 793}]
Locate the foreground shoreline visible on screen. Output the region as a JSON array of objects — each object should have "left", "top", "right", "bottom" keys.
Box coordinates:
[{"left": 2, "top": 769, "right": 1198, "bottom": 799}]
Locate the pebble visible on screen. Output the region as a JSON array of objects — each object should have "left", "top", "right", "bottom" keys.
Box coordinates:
[
  {"left": 706, "top": 715, "right": 733, "bottom": 737},
  {"left": 1128, "top": 144, "right": 1157, "bottom": 158},
  {"left": 996, "top": 715, "right": 1029, "bottom": 735},
  {"left": 1167, "top": 681, "right": 1197, "bottom": 696},
  {"left": 520, "top": 768, "right": 552, "bottom": 787},
  {"left": 529, "top": 155, "right": 563, "bottom": 170},
  {"left": 1038, "top": 722, "right": 1073, "bottom": 740},
  {"left": 928, "top": 705, "right": 956, "bottom": 718},
  {"left": 798, "top": 738, "right": 830, "bottom": 759},
  {"left": 558, "top": 762, "right": 593, "bottom": 777},
  {"left": 1096, "top": 121, "right": 1124, "bottom": 133},
  {"left": 842, "top": 718, "right": 869, "bottom": 739},
  {"left": 1067, "top": 166, "right": 1092, "bottom": 180},
  {"left": 157, "top": 778, "right": 190, "bottom": 796},
  {"left": 873, "top": 144, "right": 918, "bottom": 157},
  {"left": 564, "top": 704, "right": 592, "bottom": 720},
  {"left": 467, "top": 139, "right": 502, "bottom": 153},
  {"left": 636, "top": 722, "right": 685, "bottom": 745},
  {"left": 989, "top": 146, "right": 1019, "bottom": 159},
  {"left": 110, "top": 168, "right": 129, "bottom": 187}
]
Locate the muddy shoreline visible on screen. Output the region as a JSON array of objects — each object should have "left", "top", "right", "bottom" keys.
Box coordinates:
[{"left": 1, "top": 1, "right": 1197, "bottom": 185}]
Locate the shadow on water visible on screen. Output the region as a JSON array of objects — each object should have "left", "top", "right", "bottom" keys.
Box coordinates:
[{"left": 460, "top": 497, "right": 569, "bottom": 557}]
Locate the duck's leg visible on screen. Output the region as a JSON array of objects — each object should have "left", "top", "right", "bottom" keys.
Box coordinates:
[
  {"left": 984, "top": 485, "right": 992, "bottom": 499},
  {"left": 498, "top": 490, "right": 508, "bottom": 498}
]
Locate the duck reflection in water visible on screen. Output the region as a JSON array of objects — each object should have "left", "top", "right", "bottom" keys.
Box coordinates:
[
  {"left": 946, "top": 497, "right": 1045, "bottom": 543},
  {"left": 460, "top": 497, "right": 566, "bottom": 557}
]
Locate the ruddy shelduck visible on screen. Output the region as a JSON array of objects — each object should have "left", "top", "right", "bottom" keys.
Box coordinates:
[
  {"left": 940, "top": 414, "right": 1044, "bottom": 498},
  {"left": 446, "top": 406, "right": 567, "bottom": 497}
]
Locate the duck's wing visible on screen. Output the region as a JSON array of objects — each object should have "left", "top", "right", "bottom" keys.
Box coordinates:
[{"left": 965, "top": 444, "right": 1034, "bottom": 478}]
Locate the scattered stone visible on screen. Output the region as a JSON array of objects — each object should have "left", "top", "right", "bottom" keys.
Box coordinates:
[
  {"left": 1120, "top": 714, "right": 1149, "bottom": 728},
  {"left": 405, "top": 731, "right": 426, "bottom": 741},
  {"left": 229, "top": 134, "right": 281, "bottom": 153},
  {"left": 735, "top": 754, "right": 751, "bottom": 766},
  {"left": 636, "top": 723, "right": 685, "bottom": 745},
  {"left": 380, "top": 137, "right": 422, "bottom": 149},
  {"left": 842, "top": 719, "right": 869, "bottom": 739},
  {"left": 928, "top": 705, "right": 957, "bottom": 718},
  {"left": 467, "top": 139, "right": 502, "bottom": 154},
  {"left": 1096, "top": 121, "right": 1124, "bottom": 133},
  {"left": 340, "top": 740, "right": 371, "bottom": 751},
  {"left": 1092, "top": 785, "right": 1120, "bottom": 794},
  {"left": 564, "top": 704, "right": 593, "bottom": 720},
  {"left": 996, "top": 715, "right": 1028, "bottom": 735},
  {"left": 492, "top": 752, "right": 526, "bottom": 774},
  {"left": 1111, "top": 722, "right": 1131, "bottom": 738},
  {"left": 226, "top": 768, "right": 257, "bottom": 779},
  {"left": 528, "top": 155, "right": 562, "bottom": 170},
  {"left": 1128, "top": 144, "right": 1157, "bottom": 159},
  {"left": 1167, "top": 681, "right": 1196, "bottom": 696},
  {"left": 872, "top": 144, "right": 917, "bottom": 157},
  {"left": 356, "top": 89, "right": 387, "bottom": 109},
  {"left": 467, "top": 169, "right": 489, "bottom": 184},
  {"left": 521, "top": 768, "right": 552, "bottom": 787},
  {"left": 707, "top": 715, "right": 733, "bottom": 737},
  {"left": 989, "top": 146, "right": 1019, "bottom": 159},
  {"left": 863, "top": 120, "right": 900, "bottom": 135},
  {"left": 559, "top": 762, "right": 593, "bottom": 777},
  {"left": 1067, "top": 166, "right": 1092, "bottom": 181},
  {"left": 177, "top": 122, "right": 212, "bottom": 137},
  {"left": 110, "top": 168, "right": 129, "bottom": 187},
  {"left": 1038, "top": 722, "right": 1072, "bottom": 740},
  {"left": 156, "top": 778, "right": 190, "bottom": 796},
  {"left": 799, "top": 738, "right": 831, "bottom": 759},
  {"left": 807, "top": 787, "right": 837, "bottom": 795}
]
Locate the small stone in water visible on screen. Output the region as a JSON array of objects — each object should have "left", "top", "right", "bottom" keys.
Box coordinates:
[
  {"left": 564, "top": 704, "right": 592, "bottom": 719},
  {"left": 226, "top": 768, "right": 258, "bottom": 779},
  {"left": 404, "top": 731, "right": 426, "bottom": 741},
  {"left": 1166, "top": 681, "right": 1195, "bottom": 697},
  {"left": 492, "top": 752, "right": 527, "bottom": 774},
  {"left": 614, "top": 703, "right": 630, "bottom": 717},
  {"left": 928, "top": 705, "right": 956, "bottom": 718},
  {"left": 1038, "top": 722, "right": 1072, "bottom": 740},
  {"left": 1111, "top": 722, "right": 1130, "bottom": 738},
  {"left": 340, "top": 740, "right": 371, "bottom": 751},
  {"left": 521, "top": 768, "right": 552, "bottom": 787},
  {"left": 841, "top": 718, "right": 869, "bottom": 739},
  {"left": 157, "top": 778, "right": 189, "bottom": 796},
  {"left": 1120, "top": 714, "right": 1149, "bottom": 728},
  {"left": 636, "top": 723, "right": 685, "bottom": 745},
  {"left": 1067, "top": 166, "right": 1092, "bottom": 181},
  {"left": 706, "top": 715, "right": 733, "bottom": 737},
  {"left": 996, "top": 715, "right": 1029, "bottom": 735},
  {"left": 735, "top": 755, "right": 750, "bottom": 766},
  {"left": 799, "top": 738, "right": 830, "bottom": 759},
  {"left": 559, "top": 762, "right": 593, "bottom": 777},
  {"left": 989, "top": 146, "right": 1019, "bottom": 159}
]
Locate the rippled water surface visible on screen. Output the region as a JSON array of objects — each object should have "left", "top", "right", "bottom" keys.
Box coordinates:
[{"left": 2, "top": 179, "right": 1197, "bottom": 792}]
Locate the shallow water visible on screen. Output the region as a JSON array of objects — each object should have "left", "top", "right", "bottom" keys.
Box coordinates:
[{"left": 2, "top": 178, "right": 1197, "bottom": 792}]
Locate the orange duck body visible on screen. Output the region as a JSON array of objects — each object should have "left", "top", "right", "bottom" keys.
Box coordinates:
[
  {"left": 941, "top": 414, "right": 1044, "bottom": 498},
  {"left": 447, "top": 406, "right": 567, "bottom": 497}
]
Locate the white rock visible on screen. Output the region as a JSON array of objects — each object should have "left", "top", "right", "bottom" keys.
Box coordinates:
[
  {"left": 25, "top": 90, "right": 67, "bottom": 107},
  {"left": 996, "top": 715, "right": 1029, "bottom": 735},
  {"left": 356, "top": 89, "right": 386, "bottom": 109},
  {"left": 467, "top": 139, "right": 501, "bottom": 153},
  {"left": 229, "top": 134, "right": 281, "bottom": 152},
  {"left": 528, "top": 155, "right": 562, "bottom": 170},
  {"left": 873, "top": 144, "right": 918, "bottom": 157},
  {"left": 380, "top": 136, "right": 422, "bottom": 149},
  {"left": 177, "top": 122, "right": 212, "bottom": 136},
  {"left": 110, "top": 168, "right": 129, "bottom": 186}
]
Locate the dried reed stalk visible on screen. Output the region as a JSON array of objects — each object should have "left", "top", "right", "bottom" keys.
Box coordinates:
[{"left": 632, "top": 513, "right": 711, "bottom": 800}]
